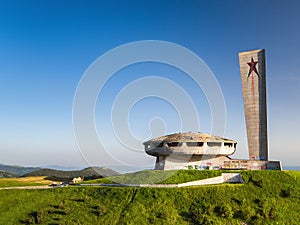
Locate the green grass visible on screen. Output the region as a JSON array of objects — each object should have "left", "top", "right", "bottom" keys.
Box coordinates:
[
  {"left": 84, "top": 169, "right": 223, "bottom": 184},
  {"left": 0, "top": 176, "right": 52, "bottom": 188},
  {"left": 0, "top": 170, "right": 299, "bottom": 224},
  {"left": 286, "top": 170, "right": 300, "bottom": 180}
]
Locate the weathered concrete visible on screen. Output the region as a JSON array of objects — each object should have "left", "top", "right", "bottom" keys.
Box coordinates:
[
  {"left": 144, "top": 132, "right": 237, "bottom": 170},
  {"left": 177, "top": 175, "right": 224, "bottom": 187},
  {"left": 223, "top": 159, "right": 281, "bottom": 170},
  {"left": 161, "top": 155, "right": 229, "bottom": 171},
  {"left": 239, "top": 49, "right": 268, "bottom": 160},
  {"left": 178, "top": 173, "right": 244, "bottom": 187}
]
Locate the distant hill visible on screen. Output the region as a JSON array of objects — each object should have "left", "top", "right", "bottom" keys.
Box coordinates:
[
  {"left": 22, "top": 166, "right": 120, "bottom": 182},
  {"left": 0, "top": 170, "right": 17, "bottom": 178},
  {"left": 43, "top": 165, "right": 83, "bottom": 171},
  {"left": 0, "top": 164, "right": 41, "bottom": 176},
  {"left": 283, "top": 166, "right": 300, "bottom": 171}
]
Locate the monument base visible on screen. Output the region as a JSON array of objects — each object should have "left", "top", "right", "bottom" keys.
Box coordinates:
[
  {"left": 223, "top": 159, "right": 282, "bottom": 170},
  {"left": 154, "top": 155, "right": 282, "bottom": 171}
]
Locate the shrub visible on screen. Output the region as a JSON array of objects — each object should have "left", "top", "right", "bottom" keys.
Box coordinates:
[
  {"left": 258, "top": 198, "right": 278, "bottom": 220},
  {"left": 216, "top": 204, "right": 233, "bottom": 218},
  {"left": 280, "top": 184, "right": 295, "bottom": 198},
  {"left": 234, "top": 205, "right": 256, "bottom": 222},
  {"left": 92, "top": 204, "right": 106, "bottom": 216},
  {"left": 156, "top": 211, "right": 168, "bottom": 219},
  {"left": 188, "top": 165, "right": 193, "bottom": 170},
  {"left": 250, "top": 178, "right": 263, "bottom": 188},
  {"left": 189, "top": 200, "right": 216, "bottom": 224}
]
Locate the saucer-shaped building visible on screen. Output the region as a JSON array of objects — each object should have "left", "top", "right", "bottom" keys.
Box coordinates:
[{"left": 143, "top": 132, "right": 237, "bottom": 170}]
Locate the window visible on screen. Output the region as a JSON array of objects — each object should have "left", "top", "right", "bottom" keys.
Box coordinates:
[
  {"left": 186, "top": 142, "right": 204, "bottom": 147},
  {"left": 207, "top": 142, "right": 222, "bottom": 147},
  {"left": 156, "top": 142, "right": 163, "bottom": 147},
  {"left": 167, "top": 142, "right": 182, "bottom": 147},
  {"left": 224, "top": 142, "right": 233, "bottom": 147}
]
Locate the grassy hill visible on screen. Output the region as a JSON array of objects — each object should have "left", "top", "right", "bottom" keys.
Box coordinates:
[
  {"left": 22, "top": 167, "right": 120, "bottom": 182},
  {"left": 0, "top": 170, "right": 17, "bottom": 178},
  {"left": 84, "top": 169, "right": 223, "bottom": 184},
  {"left": 0, "top": 164, "right": 41, "bottom": 176},
  {"left": 0, "top": 170, "right": 299, "bottom": 224}
]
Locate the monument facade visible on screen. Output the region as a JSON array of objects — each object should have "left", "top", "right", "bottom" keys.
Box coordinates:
[
  {"left": 144, "top": 49, "right": 281, "bottom": 170},
  {"left": 144, "top": 132, "right": 236, "bottom": 170},
  {"left": 238, "top": 49, "right": 268, "bottom": 160}
]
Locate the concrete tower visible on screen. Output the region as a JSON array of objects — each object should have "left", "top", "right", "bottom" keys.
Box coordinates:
[{"left": 239, "top": 49, "right": 268, "bottom": 161}]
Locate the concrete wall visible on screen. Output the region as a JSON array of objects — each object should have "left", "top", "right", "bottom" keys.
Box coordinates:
[
  {"left": 146, "top": 141, "right": 235, "bottom": 156},
  {"left": 246, "top": 160, "right": 281, "bottom": 170},
  {"left": 223, "top": 159, "right": 281, "bottom": 170},
  {"left": 239, "top": 49, "right": 268, "bottom": 160},
  {"left": 154, "top": 155, "right": 229, "bottom": 170}
]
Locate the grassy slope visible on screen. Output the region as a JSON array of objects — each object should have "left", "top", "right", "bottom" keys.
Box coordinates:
[
  {"left": 22, "top": 167, "right": 119, "bottom": 182},
  {"left": 0, "top": 176, "right": 52, "bottom": 188},
  {"left": 0, "top": 171, "right": 299, "bottom": 225},
  {"left": 0, "top": 171, "right": 17, "bottom": 178},
  {"left": 84, "top": 170, "right": 223, "bottom": 184},
  {"left": 0, "top": 164, "right": 41, "bottom": 176}
]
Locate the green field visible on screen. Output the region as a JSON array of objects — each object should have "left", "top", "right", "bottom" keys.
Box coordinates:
[
  {"left": 0, "top": 176, "right": 52, "bottom": 188},
  {"left": 0, "top": 170, "right": 299, "bottom": 225}
]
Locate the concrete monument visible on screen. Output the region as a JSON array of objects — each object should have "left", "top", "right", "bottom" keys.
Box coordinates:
[{"left": 239, "top": 49, "right": 268, "bottom": 160}]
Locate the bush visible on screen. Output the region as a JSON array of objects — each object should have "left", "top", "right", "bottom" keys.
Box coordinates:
[
  {"left": 189, "top": 200, "right": 216, "bottom": 224},
  {"left": 280, "top": 184, "right": 295, "bottom": 198},
  {"left": 92, "top": 204, "right": 106, "bottom": 216},
  {"left": 216, "top": 204, "right": 233, "bottom": 218},
  {"left": 258, "top": 198, "right": 277, "bottom": 220},
  {"left": 156, "top": 211, "right": 168, "bottom": 219},
  {"left": 234, "top": 205, "right": 256, "bottom": 222}
]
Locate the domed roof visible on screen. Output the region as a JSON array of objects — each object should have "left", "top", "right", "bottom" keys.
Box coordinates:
[{"left": 143, "top": 132, "right": 236, "bottom": 144}]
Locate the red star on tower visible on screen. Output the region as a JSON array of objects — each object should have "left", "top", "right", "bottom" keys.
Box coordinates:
[{"left": 247, "top": 57, "right": 259, "bottom": 77}]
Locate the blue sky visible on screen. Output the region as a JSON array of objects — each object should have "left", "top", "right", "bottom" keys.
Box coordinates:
[{"left": 0, "top": 0, "right": 299, "bottom": 169}]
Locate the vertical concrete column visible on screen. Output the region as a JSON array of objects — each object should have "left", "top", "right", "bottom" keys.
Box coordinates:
[{"left": 239, "top": 49, "right": 268, "bottom": 160}]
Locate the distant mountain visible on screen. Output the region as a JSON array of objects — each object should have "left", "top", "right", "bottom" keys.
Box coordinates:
[
  {"left": 89, "top": 166, "right": 120, "bottom": 177},
  {"left": 108, "top": 165, "right": 153, "bottom": 174},
  {"left": 0, "top": 170, "right": 17, "bottom": 178},
  {"left": 43, "top": 165, "right": 84, "bottom": 171},
  {"left": 283, "top": 166, "right": 300, "bottom": 171},
  {"left": 22, "top": 166, "right": 120, "bottom": 182},
  {"left": 0, "top": 164, "right": 41, "bottom": 176}
]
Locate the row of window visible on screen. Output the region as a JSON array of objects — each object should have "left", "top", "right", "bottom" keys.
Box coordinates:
[{"left": 152, "top": 142, "right": 235, "bottom": 148}]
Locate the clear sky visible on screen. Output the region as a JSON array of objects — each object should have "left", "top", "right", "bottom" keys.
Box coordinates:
[{"left": 1, "top": 0, "right": 299, "bottom": 170}]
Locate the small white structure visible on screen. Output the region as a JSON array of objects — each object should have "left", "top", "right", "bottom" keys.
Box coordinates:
[{"left": 72, "top": 177, "right": 83, "bottom": 183}]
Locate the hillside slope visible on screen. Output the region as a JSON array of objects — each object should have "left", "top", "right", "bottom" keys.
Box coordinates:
[
  {"left": 0, "top": 164, "right": 41, "bottom": 176},
  {"left": 0, "top": 170, "right": 17, "bottom": 178},
  {"left": 84, "top": 169, "right": 224, "bottom": 184},
  {"left": 22, "top": 167, "right": 120, "bottom": 181},
  {"left": 0, "top": 170, "right": 299, "bottom": 225}
]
